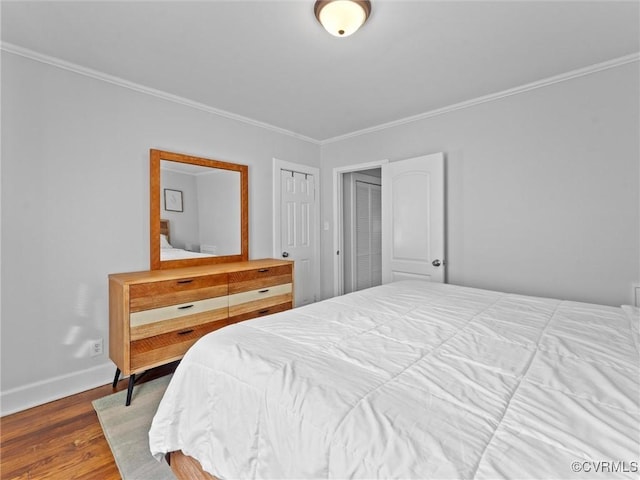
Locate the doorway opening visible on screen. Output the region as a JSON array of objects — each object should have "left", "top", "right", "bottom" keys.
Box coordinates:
[
  {"left": 333, "top": 160, "right": 388, "bottom": 297},
  {"left": 342, "top": 169, "right": 382, "bottom": 294},
  {"left": 333, "top": 153, "right": 446, "bottom": 296}
]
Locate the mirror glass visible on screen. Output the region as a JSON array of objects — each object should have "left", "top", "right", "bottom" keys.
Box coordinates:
[
  {"left": 150, "top": 150, "right": 248, "bottom": 269},
  {"left": 160, "top": 161, "right": 241, "bottom": 259}
]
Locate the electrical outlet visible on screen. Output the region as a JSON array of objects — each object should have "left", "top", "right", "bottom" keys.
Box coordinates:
[{"left": 90, "top": 338, "right": 103, "bottom": 357}]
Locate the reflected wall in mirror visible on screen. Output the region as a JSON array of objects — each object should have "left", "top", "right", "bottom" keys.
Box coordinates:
[
  {"left": 160, "top": 162, "right": 240, "bottom": 257},
  {"left": 150, "top": 149, "right": 248, "bottom": 270}
]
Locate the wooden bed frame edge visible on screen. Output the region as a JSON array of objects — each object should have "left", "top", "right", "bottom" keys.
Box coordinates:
[{"left": 166, "top": 451, "right": 218, "bottom": 480}]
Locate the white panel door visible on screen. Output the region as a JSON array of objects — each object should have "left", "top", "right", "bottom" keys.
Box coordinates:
[
  {"left": 382, "top": 153, "right": 445, "bottom": 283},
  {"left": 281, "top": 169, "right": 316, "bottom": 306}
]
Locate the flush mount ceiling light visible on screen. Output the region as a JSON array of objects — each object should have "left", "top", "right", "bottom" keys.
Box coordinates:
[{"left": 314, "top": 0, "right": 371, "bottom": 37}]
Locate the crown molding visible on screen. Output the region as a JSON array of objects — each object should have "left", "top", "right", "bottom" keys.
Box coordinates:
[
  {"left": 0, "top": 42, "right": 321, "bottom": 145},
  {"left": 321, "top": 52, "right": 640, "bottom": 145},
  {"left": 2, "top": 42, "right": 637, "bottom": 146}
]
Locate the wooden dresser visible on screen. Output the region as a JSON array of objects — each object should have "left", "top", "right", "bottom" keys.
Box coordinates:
[{"left": 109, "top": 259, "right": 293, "bottom": 405}]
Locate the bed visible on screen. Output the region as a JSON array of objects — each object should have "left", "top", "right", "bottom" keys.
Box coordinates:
[
  {"left": 149, "top": 280, "right": 639, "bottom": 479},
  {"left": 159, "top": 219, "right": 217, "bottom": 261}
]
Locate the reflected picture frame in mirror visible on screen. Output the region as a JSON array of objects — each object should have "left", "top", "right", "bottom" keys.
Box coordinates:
[{"left": 150, "top": 149, "right": 249, "bottom": 270}]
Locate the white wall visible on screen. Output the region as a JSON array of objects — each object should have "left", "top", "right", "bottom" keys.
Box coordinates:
[
  {"left": 197, "top": 169, "right": 241, "bottom": 255},
  {"left": 161, "top": 169, "right": 200, "bottom": 250},
  {"left": 0, "top": 51, "right": 320, "bottom": 414},
  {"left": 320, "top": 62, "right": 640, "bottom": 307}
]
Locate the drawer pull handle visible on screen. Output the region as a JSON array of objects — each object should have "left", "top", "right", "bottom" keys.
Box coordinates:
[
  {"left": 258, "top": 289, "right": 269, "bottom": 293},
  {"left": 177, "top": 329, "right": 194, "bottom": 335},
  {"left": 177, "top": 304, "right": 194, "bottom": 310},
  {"left": 258, "top": 269, "right": 269, "bottom": 273},
  {"left": 177, "top": 279, "right": 194, "bottom": 284},
  {"left": 258, "top": 309, "right": 270, "bottom": 315}
]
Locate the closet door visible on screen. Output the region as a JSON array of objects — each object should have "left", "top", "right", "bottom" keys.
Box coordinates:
[
  {"left": 355, "top": 180, "right": 382, "bottom": 291},
  {"left": 280, "top": 169, "right": 317, "bottom": 306}
]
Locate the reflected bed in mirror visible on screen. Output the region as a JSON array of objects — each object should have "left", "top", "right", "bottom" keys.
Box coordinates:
[
  {"left": 160, "top": 219, "right": 217, "bottom": 261},
  {"left": 150, "top": 149, "right": 248, "bottom": 270}
]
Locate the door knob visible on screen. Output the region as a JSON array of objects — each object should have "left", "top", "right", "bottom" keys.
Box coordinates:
[
  {"left": 282, "top": 252, "right": 289, "bottom": 258},
  {"left": 432, "top": 259, "right": 442, "bottom": 267}
]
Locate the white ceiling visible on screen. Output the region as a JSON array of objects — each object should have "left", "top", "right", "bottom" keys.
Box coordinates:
[{"left": 2, "top": 1, "right": 639, "bottom": 142}]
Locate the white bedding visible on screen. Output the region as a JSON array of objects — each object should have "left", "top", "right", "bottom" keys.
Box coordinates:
[
  {"left": 160, "top": 247, "right": 216, "bottom": 261},
  {"left": 149, "top": 281, "right": 640, "bottom": 479}
]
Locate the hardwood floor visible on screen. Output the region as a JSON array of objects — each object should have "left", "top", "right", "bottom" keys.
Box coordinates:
[{"left": 0, "top": 363, "right": 177, "bottom": 480}]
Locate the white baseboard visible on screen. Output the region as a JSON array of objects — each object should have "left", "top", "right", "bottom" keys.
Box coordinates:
[{"left": 1, "top": 362, "right": 115, "bottom": 416}]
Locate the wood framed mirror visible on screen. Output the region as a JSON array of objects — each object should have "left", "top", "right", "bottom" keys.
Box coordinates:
[{"left": 150, "top": 149, "right": 248, "bottom": 270}]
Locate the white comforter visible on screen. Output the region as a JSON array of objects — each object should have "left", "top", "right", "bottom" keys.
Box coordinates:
[
  {"left": 160, "top": 247, "right": 216, "bottom": 261},
  {"left": 149, "top": 281, "right": 640, "bottom": 479}
]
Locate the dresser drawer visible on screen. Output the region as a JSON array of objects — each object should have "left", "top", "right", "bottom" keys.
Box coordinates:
[
  {"left": 129, "top": 319, "right": 227, "bottom": 371},
  {"left": 130, "top": 297, "right": 228, "bottom": 341},
  {"left": 228, "top": 283, "right": 293, "bottom": 317},
  {"left": 228, "top": 265, "right": 292, "bottom": 294},
  {"left": 131, "top": 295, "right": 227, "bottom": 325},
  {"left": 129, "top": 274, "right": 228, "bottom": 312},
  {"left": 228, "top": 301, "right": 292, "bottom": 324}
]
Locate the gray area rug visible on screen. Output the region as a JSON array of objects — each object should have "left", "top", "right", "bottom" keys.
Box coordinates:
[{"left": 92, "top": 375, "right": 175, "bottom": 480}]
